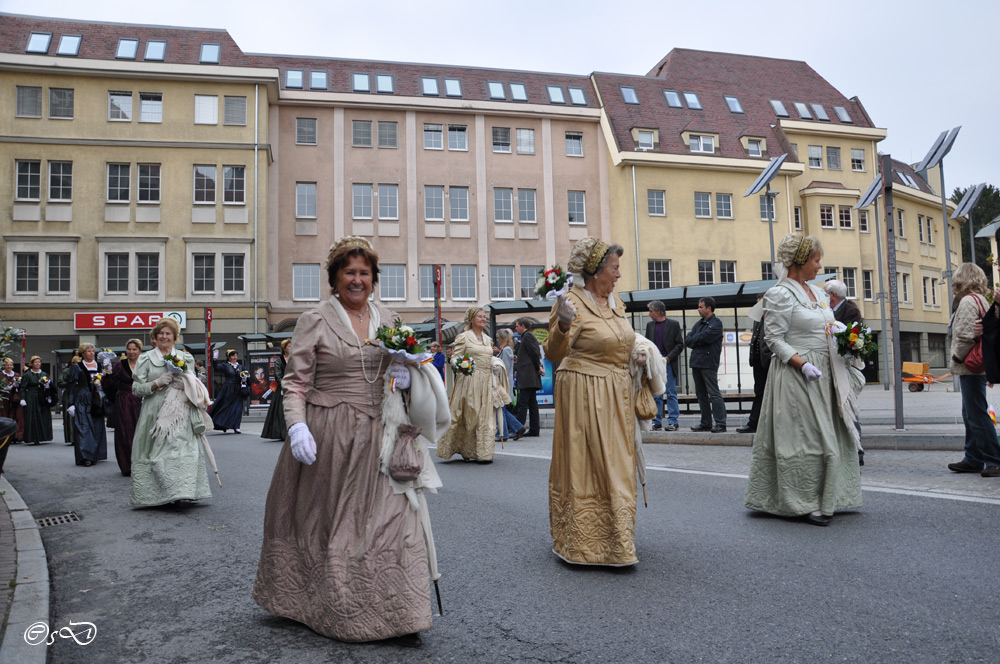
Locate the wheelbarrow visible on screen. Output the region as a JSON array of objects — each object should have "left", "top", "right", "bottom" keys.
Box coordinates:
[{"left": 901, "top": 360, "right": 950, "bottom": 392}]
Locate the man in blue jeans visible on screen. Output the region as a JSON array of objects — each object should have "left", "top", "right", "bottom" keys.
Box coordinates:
[
  {"left": 645, "top": 301, "right": 684, "bottom": 431},
  {"left": 685, "top": 296, "right": 727, "bottom": 433}
]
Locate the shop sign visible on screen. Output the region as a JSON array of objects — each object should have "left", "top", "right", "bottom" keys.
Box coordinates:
[{"left": 73, "top": 311, "right": 188, "bottom": 330}]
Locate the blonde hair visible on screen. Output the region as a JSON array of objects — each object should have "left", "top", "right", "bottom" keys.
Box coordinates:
[
  {"left": 496, "top": 328, "right": 514, "bottom": 349},
  {"left": 126, "top": 338, "right": 143, "bottom": 350},
  {"left": 952, "top": 262, "right": 988, "bottom": 302},
  {"left": 463, "top": 307, "right": 485, "bottom": 331},
  {"left": 150, "top": 317, "right": 180, "bottom": 343}
]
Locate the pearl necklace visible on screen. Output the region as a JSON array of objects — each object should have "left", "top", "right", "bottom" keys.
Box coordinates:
[{"left": 344, "top": 305, "right": 367, "bottom": 321}]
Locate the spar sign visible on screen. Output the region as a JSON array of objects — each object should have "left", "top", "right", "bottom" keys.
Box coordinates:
[{"left": 74, "top": 311, "right": 188, "bottom": 331}]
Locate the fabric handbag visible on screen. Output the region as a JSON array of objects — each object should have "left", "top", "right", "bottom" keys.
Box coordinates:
[
  {"left": 634, "top": 383, "right": 658, "bottom": 420},
  {"left": 389, "top": 423, "right": 424, "bottom": 482},
  {"left": 240, "top": 383, "right": 250, "bottom": 398},
  {"left": 964, "top": 294, "right": 988, "bottom": 374}
]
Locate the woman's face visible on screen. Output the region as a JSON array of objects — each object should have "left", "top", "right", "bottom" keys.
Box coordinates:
[
  {"left": 255, "top": 368, "right": 265, "bottom": 381},
  {"left": 228, "top": 353, "right": 239, "bottom": 364},
  {"left": 335, "top": 254, "right": 374, "bottom": 311},
  {"left": 800, "top": 252, "right": 823, "bottom": 281},
  {"left": 83, "top": 347, "right": 96, "bottom": 361},
  {"left": 3, "top": 359, "right": 12, "bottom": 372},
  {"left": 154, "top": 327, "right": 175, "bottom": 352},
  {"left": 31, "top": 358, "right": 41, "bottom": 370},
  {"left": 126, "top": 343, "right": 141, "bottom": 362},
  {"left": 590, "top": 253, "right": 621, "bottom": 297},
  {"left": 472, "top": 310, "right": 489, "bottom": 332}
]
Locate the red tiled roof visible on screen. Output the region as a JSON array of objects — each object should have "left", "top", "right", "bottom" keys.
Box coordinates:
[{"left": 881, "top": 157, "right": 936, "bottom": 196}]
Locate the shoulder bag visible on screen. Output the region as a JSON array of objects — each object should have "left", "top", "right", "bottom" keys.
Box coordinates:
[{"left": 964, "top": 294, "right": 988, "bottom": 374}]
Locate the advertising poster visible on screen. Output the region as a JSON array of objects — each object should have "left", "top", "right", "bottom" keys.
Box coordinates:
[
  {"left": 247, "top": 352, "right": 279, "bottom": 408},
  {"left": 523, "top": 326, "right": 555, "bottom": 407}
]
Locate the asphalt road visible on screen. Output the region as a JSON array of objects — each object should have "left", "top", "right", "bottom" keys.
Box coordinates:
[{"left": 4, "top": 426, "right": 999, "bottom": 664}]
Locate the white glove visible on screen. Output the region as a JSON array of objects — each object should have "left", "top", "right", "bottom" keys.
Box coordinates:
[
  {"left": 67, "top": 405, "right": 76, "bottom": 417},
  {"left": 19, "top": 399, "right": 26, "bottom": 407},
  {"left": 213, "top": 349, "right": 219, "bottom": 359},
  {"left": 288, "top": 422, "right": 316, "bottom": 465},
  {"left": 556, "top": 295, "right": 577, "bottom": 326},
  {"left": 153, "top": 373, "right": 173, "bottom": 389},
  {"left": 801, "top": 362, "right": 822, "bottom": 382},
  {"left": 389, "top": 363, "right": 410, "bottom": 391}
]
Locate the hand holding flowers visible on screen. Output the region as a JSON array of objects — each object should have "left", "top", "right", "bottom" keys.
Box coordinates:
[
  {"left": 535, "top": 265, "right": 572, "bottom": 299},
  {"left": 451, "top": 353, "right": 476, "bottom": 376},
  {"left": 828, "top": 321, "right": 878, "bottom": 359},
  {"left": 163, "top": 353, "right": 186, "bottom": 374}
]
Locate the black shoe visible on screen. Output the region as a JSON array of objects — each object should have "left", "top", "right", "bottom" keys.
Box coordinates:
[
  {"left": 512, "top": 426, "right": 527, "bottom": 441},
  {"left": 982, "top": 466, "right": 1000, "bottom": 478},
  {"left": 388, "top": 632, "right": 422, "bottom": 648},
  {"left": 475, "top": 459, "right": 494, "bottom": 465},
  {"left": 736, "top": 426, "right": 756, "bottom": 434},
  {"left": 526, "top": 431, "right": 540, "bottom": 437},
  {"left": 806, "top": 513, "right": 831, "bottom": 526},
  {"left": 690, "top": 424, "right": 711, "bottom": 432},
  {"left": 948, "top": 460, "right": 983, "bottom": 473},
  {"left": 234, "top": 429, "right": 241, "bottom": 434},
  {"left": 81, "top": 460, "right": 92, "bottom": 467},
  {"left": 858, "top": 450, "right": 865, "bottom": 467},
  {"left": 664, "top": 423, "right": 678, "bottom": 431},
  {"left": 710, "top": 425, "right": 727, "bottom": 433},
  {"left": 651, "top": 423, "right": 662, "bottom": 431}
]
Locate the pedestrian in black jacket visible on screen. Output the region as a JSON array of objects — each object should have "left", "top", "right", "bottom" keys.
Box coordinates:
[
  {"left": 513, "top": 318, "right": 543, "bottom": 436},
  {"left": 685, "top": 296, "right": 727, "bottom": 432},
  {"left": 645, "top": 300, "right": 684, "bottom": 430},
  {"left": 738, "top": 294, "right": 772, "bottom": 434}
]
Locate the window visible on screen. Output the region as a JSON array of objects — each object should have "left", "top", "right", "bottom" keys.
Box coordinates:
[
  {"left": 296, "top": 183, "right": 316, "bottom": 217},
  {"left": 694, "top": 192, "right": 711, "bottom": 218},
  {"left": 926, "top": 217, "right": 933, "bottom": 244},
  {"left": 286, "top": 70, "right": 303, "bottom": 88},
  {"left": 896, "top": 209, "right": 905, "bottom": 237},
  {"left": 843, "top": 268, "right": 857, "bottom": 298},
  {"left": 664, "top": 90, "right": 682, "bottom": 107},
  {"left": 820, "top": 205, "right": 834, "bottom": 228},
  {"left": 421, "top": 78, "right": 439, "bottom": 95},
  {"left": 839, "top": 206, "right": 853, "bottom": 229},
  {"left": 450, "top": 187, "right": 469, "bottom": 221},
  {"left": 200, "top": 44, "right": 220, "bottom": 64},
  {"left": 379, "top": 184, "right": 398, "bottom": 220},
  {"left": 520, "top": 265, "right": 542, "bottom": 298},
  {"left": 116, "top": 38, "right": 138, "bottom": 59},
  {"left": 812, "top": 104, "right": 830, "bottom": 121},
  {"left": 518, "top": 189, "right": 536, "bottom": 222},
  {"left": 761, "top": 262, "right": 775, "bottom": 280},
  {"left": 748, "top": 139, "right": 762, "bottom": 157},
  {"left": 49, "top": 161, "right": 72, "bottom": 201},
  {"left": 648, "top": 260, "right": 671, "bottom": 289},
  {"left": 547, "top": 86, "right": 565, "bottom": 104},
  {"left": 376, "top": 74, "right": 393, "bottom": 93},
  {"left": 54, "top": 35, "right": 82, "bottom": 57},
  {"left": 138, "top": 92, "right": 162, "bottom": 123},
  {"left": 565, "top": 131, "right": 583, "bottom": 156},
  {"left": 568, "top": 87, "right": 587, "bottom": 105},
  {"left": 510, "top": 83, "right": 527, "bottom": 101},
  {"left": 109, "top": 91, "right": 132, "bottom": 121},
  {"left": 193, "top": 95, "right": 217, "bottom": 124},
  {"left": 794, "top": 102, "right": 812, "bottom": 119},
  {"left": 222, "top": 255, "right": 245, "bottom": 292},
  {"left": 380, "top": 265, "right": 406, "bottom": 300},
  {"left": 223, "top": 96, "right": 246, "bottom": 125},
  {"left": 25, "top": 33, "right": 51, "bottom": 53},
  {"left": 724, "top": 95, "right": 743, "bottom": 113},
  {"left": 378, "top": 121, "right": 397, "bottom": 148},
  {"left": 420, "top": 265, "right": 445, "bottom": 301},
  {"left": 851, "top": 148, "right": 865, "bottom": 172},
  {"left": 516, "top": 128, "right": 535, "bottom": 154},
  {"left": 493, "top": 127, "right": 511, "bottom": 153},
  {"left": 448, "top": 125, "right": 467, "bottom": 150},
  {"left": 424, "top": 186, "right": 444, "bottom": 220},
  {"left": 637, "top": 130, "right": 654, "bottom": 149},
  {"left": 145, "top": 40, "right": 166, "bottom": 61},
  {"left": 296, "top": 118, "right": 317, "bottom": 145},
  {"left": 621, "top": 86, "right": 639, "bottom": 104},
  {"left": 137, "top": 253, "right": 159, "bottom": 293},
  {"left": 827, "top": 147, "right": 841, "bottom": 170},
  {"left": 494, "top": 188, "right": 513, "bottom": 222},
  {"left": 352, "top": 73, "right": 370, "bottom": 92},
  {"left": 717, "top": 193, "right": 733, "bottom": 219},
  {"left": 49, "top": 88, "right": 74, "bottom": 119},
  {"left": 352, "top": 120, "right": 372, "bottom": 147},
  {"left": 923, "top": 277, "right": 931, "bottom": 305},
  {"left": 488, "top": 81, "right": 505, "bottom": 99},
  {"left": 689, "top": 134, "right": 714, "bottom": 153},
  {"left": 568, "top": 191, "right": 586, "bottom": 224},
  {"left": 834, "top": 106, "right": 852, "bottom": 123},
  {"left": 108, "top": 163, "right": 130, "bottom": 202},
  {"left": 759, "top": 195, "right": 773, "bottom": 221},
  {"left": 698, "top": 260, "right": 714, "bottom": 285},
  {"left": 193, "top": 254, "right": 215, "bottom": 293},
  {"left": 489, "top": 266, "right": 515, "bottom": 300},
  {"left": 451, "top": 265, "right": 477, "bottom": 300},
  {"left": 720, "top": 261, "right": 736, "bottom": 283},
  {"left": 293, "top": 264, "right": 321, "bottom": 301},
  {"left": 931, "top": 278, "right": 939, "bottom": 306},
  {"left": 16, "top": 86, "right": 42, "bottom": 117},
  {"left": 310, "top": 71, "right": 327, "bottom": 89},
  {"left": 770, "top": 100, "right": 788, "bottom": 116},
  {"left": 683, "top": 92, "right": 702, "bottom": 109},
  {"left": 444, "top": 79, "right": 462, "bottom": 97},
  {"left": 826, "top": 266, "right": 838, "bottom": 278},
  {"left": 423, "top": 124, "right": 443, "bottom": 149},
  {"left": 138, "top": 164, "right": 160, "bottom": 203},
  {"left": 863, "top": 270, "right": 874, "bottom": 300},
  {"left": 808, "top": 145, "right": 822, "bottom": 168},
  {"left": 918, "top": 215, "right": 925, "bottom": 242},
  {"left": 48, "top": 253, "right": 71, "bottom": 292},
  {"left": 900, "top": 273, "right": 911, "bottom": 303},
  {"left": 16, "top": 161, "right": 41, "bottom": 200},
  {"left": 223, "top": 166, "right": 245, "bottom": 204},
  {"left": 193, "top": 166, "right": 216, "bottom": 203},
  {"left": 14, "top": 253, "right": 39, "bottom": 292},
  {"left": 648, "top": 190, "right": 665, "bottom": 216},
  {"left": 859, "top": 209, "right": 869, "bottom": 232},
  {"left": 794, "top": 206, "right": 803, "bottom": 231},
  {"left": 106, "top": 253, "right": 129, "bottom": 293},
  {"left": 352, "top": 184, "right": 373, "bottom": 219}
]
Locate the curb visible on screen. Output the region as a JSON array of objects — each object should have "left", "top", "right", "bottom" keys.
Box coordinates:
[
  {"left": 641, "top": 431, "right": 964, "bottom": 451},
  {"left": 0, "top": 476, "right": 49, "bottom": 664}
]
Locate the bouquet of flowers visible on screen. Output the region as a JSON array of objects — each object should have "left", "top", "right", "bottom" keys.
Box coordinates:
[
  {"left": 92, "top": 373, "right": 104, "bottom": 386},
  {"left": 829, "top": 321, "right": 878, "bottom": 359},
  {"left": 40, "top": 376, "right": 50, "bottom": 386},
  {"left": 163, "top": 353, "right": 186, "bottom": 374},
  {"left": 376, "top": 318, "right": 425, "bottom": 354},
  {"left": 451, "top": 353, "right": 476, "bottom": 376},
  {"left": 239, "top": 370, "right": 250, "bottom": 383},
  {"left": 535, "top": 265, "right": 571, "bottom": 299}
]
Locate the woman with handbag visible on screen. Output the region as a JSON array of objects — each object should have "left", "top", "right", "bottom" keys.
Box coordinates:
[
  {"left": 65, "top": 344, "right": 108, "bottom": 467},
  {"left": 208, "top": 349, "right": 245, "bottom": 433},
  {"left": 947, "top": 262, "right": 1000, "bottom": 478}
]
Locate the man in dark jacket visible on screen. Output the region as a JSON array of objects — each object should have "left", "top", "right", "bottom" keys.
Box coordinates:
[
  {"left": 513, "top": 318, "right": 543, "bottom": 437},
  {"left": 825, "top": 279, "right": 862, "bottom": 325},
  {"left": 737, "top": 294, "right": 772, "bottom": 434},
  {"left": 685, "top": 296, "right": 727, "bottom": 432},
  {"left": 645, "top": 300, "right": 685, "bottom": 431}
]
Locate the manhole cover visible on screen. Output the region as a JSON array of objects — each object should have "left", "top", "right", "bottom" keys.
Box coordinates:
[{"left": 35, "top": 512, "right": 80, "bottom": 528}]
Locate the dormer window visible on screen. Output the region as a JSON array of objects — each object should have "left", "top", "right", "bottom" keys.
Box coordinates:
[
  {"left": 724, "top": 95, "right": 743, "bottom": 113},
  {"left": 376, "top": 75, "right": 393, "bottom": 93},
  {"left": 510, "top": 83, "right": 527, "bottom": 101},
  {"left": 286, "top": 70, "right": 303, "bottom": 89},
  {"left": 568, "top": 87, "right": 586, "bottom": 105},
  {"left": 144, "top": 40, "right": 166, "bottom": 61},
  {"left": 56, "top": 35, "right": 81, "bottom": 56},
  {"left": 621, "top": 86, "right": 639, "bottom": 104},
  {"left": 26, "top": 32, "right": 51, "bottom": 53},
  {"left": 811, "top": 104, "right": 830, "bottom": 121},
  {"left": 310, "top": 71, "right": 328, "bottom": 90},
  {"left": 547, "top": 86, "right": 565, "bottom": 104},
  {"left": 116, "top": 39, "right": 138, "bottom": 59},
  {"left": 637, "top": 130, "right": 654, "bottom": 149},
  {"left": 488, "top": 81, "right": 505, "bottom": 99},
  {"left": 200, "top": 43, "right": 220, "bottom": 64},
  {"left": 833, "top": 106, "right": 852, "bottom": 123},
  {"left": 748, "top": 139, "right": 762, "bottom": 157},
  {"left": 794, "top": 102, "right": 812, "bottom": 119},
  {"left": 664, "top": 90, "right": 682, "bottom": 108},
  {"left": 682, "top": 92, "right": 702, "bottom": 109},
  {"left": 770, "top": 100, "right": 788, "bottom": 117},
  {"left": 352, "top": 73, "right": 370, "bottom": 92},
  {"left": 444, "top": 79, "right": 462, "bottom": 97},
  {"left": 421, "top": 77, "right": 439, "bottom": 95},
  {"left": 689, "top": 134, "right": 714, "bottom": 153}
]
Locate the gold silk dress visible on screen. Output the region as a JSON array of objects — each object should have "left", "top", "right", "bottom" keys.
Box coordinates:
[
  {"left": 435, "top": 330, "right": 497, "bottom": 462},
  {"left": 544, "top": 286, "right": 638, "bottom": 566}
]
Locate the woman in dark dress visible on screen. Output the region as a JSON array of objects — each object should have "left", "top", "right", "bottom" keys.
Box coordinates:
[
  {"left": 261, "top": 339, "right": 289, "bottom": 441},
  {"left": 209, "top": 349, "right": 245, "bottom": 433},
  {"left": 102, "top": 339, "right": 143, "bottom": 476},
  {"left": 0, "top": 357, "right": 24, "bottom": 443},
  {"left": 66, "top": 344, "right": 108, "bottom": 466},
  {"left": 19, "top": 356, "right": 53, "bottom": 445}
]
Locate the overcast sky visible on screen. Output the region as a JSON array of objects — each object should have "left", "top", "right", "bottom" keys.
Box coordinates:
[{"left": 3, "top": 0, "right": 995, "bottom": 203}]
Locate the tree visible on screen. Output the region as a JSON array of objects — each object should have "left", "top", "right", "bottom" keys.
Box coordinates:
[{"left": 952, "top": 184, "right": 1000, "bottom": 283}]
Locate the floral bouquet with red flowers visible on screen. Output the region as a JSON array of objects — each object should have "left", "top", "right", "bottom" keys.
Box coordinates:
[
  {"left": 163, "top": 353, "right": 186, "bottom": 374},
  {"left": 535, "top": 265, "right": 571, "bottom": 299},
  {"left": 828, "top": 321, "right": 878, "bottom": 359},
  {"left": 450, "top": 353, "right": 476, "bottom": 376},
  {"left": 376, "top": 318, "right": 431, "bottom": 368}
]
